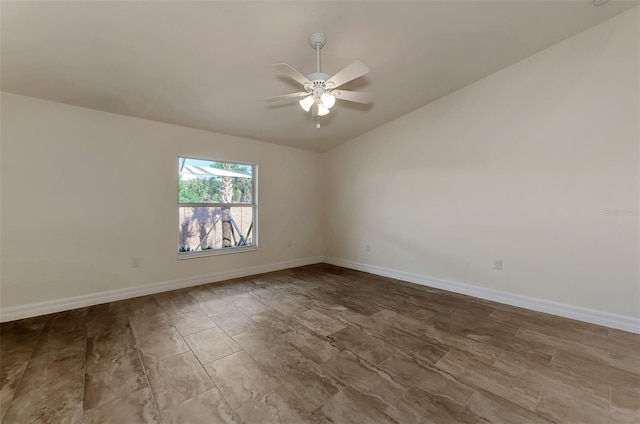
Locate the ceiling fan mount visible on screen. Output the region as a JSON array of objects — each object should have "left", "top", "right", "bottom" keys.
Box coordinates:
[
  {"left": 308, "top": 32, "right": 327, "bottom": 50},
  {"left": 264, "top": 32, "right": 372, "bottom": 125}
]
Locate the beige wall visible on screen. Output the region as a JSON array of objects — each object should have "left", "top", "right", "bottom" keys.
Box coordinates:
[
  {"left": 1, "top": 9, "right": 638, "bottom": 320},
  {"left": 324, "top": 9, "right": 639, "bottom": 318},
  {"left": 0, "top": 93, "right": 323, "bottom": 308}
]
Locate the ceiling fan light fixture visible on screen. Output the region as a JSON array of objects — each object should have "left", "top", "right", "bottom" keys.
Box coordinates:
[
  {"left": 321, "top": 92, "right": 336, "bottom": 109},
  {"left": 266, "top": 32, "right": 371, "bottom": 125},
  {"left": 317, "top": 103, "right": 330, "bottom": 116},
  {"left": 299, "top": 95, "right": 314, "bottom": 112}
]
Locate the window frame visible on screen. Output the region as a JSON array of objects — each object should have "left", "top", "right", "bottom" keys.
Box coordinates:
[{"left": 177, "top": 156, "right": 258, "bottom": 260}]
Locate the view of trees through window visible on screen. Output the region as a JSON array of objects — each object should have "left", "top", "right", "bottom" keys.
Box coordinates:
[{"left": 178, "top": 157, "right": 255, "bottom": 256}]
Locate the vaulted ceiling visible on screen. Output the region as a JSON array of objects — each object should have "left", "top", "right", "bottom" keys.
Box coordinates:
[{"left": 1, "top": 1, "right": 637, "bottom": 151}]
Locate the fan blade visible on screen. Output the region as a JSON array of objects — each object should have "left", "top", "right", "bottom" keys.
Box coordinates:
[
  {"left": 264, "top": 92, "right": 309, "bottom": 102},
  {"left": 273, "top": 63, "right": 310, "bottom": 86},
  {"left": 326, "top": 60, "right": 369, "bottom": 88},
  {"left": 333, "top": 90, "right": 373, "bottom": 104}
]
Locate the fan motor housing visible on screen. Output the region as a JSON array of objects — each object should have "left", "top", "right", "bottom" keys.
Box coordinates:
[
  {"left": 307, "top": 72, "right": 330, "bottom": 82},
  {"left": 305, "top": 73, "right": 331, "bottom": 97}
]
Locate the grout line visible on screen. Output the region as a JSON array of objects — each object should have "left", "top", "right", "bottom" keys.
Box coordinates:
[
  {"left": 204, "top": 346, "right": 244, "bottom": 366},
  {"left": 390, "top": 384, "right": 411, "bottom": 406},
  {"left": 133, "top": 326, "right": 163, "bottom": 421},
  {"left": 179, "top": 323, "right": 222, "bottom": 339},
  {"left": 462, "top": 389, "right": 477, "bottom": 408},
  {"left": 434, "top": 349, "right": 452, "bottom": 367},
  {"left": 492, "top": 349, "right": 505, "bottom": 367},
  {"left": 534, "top": 385, "right": 544, "bottom": 412},
  {"left": 513, "top": 324, "right": 523, "bottom": 338},
  {"left": 207, "top": 309, "right": 247, "bottom": 342},
  {"left": 80, "top": 319, "right": 89, "bottom": 419},
  {"left": 3, "top": 318, "right": 50, "bottom": 420}
]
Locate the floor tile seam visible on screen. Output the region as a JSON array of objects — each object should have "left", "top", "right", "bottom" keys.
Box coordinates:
[
  {"left": 281, "top": 334, "right": 329, "bottom": 363},
  {"left": 28, "top": 325, "right": 87, "bottom": 356},
  {"left": 212, "top": 311, "right": 257, "bottom": 341},
  {"left": 82, "top": 377, "right": 155, "bottom": 416},
  {"left": 155, "top": 382, "right": 221, "bottom": 415},
  {"left": 336, "top": 381, "right": 398, "bottom": 413},
  {"left": 460, "top": 388, "right": 479, "bottom": 410},
  {"left": 308, "top": 397, "right": 331, "bottom": 418},
  {"left": 183, "top": 326, "right": 235, "bottom": 351},
  {"left": 522, "top": 319, "right": 613, "bottom": 339},
  {"left": 384, "top": 384, "right": 411, "bottom": 411},
  {"left": 338, "top": 346, "right": 394, "bottom": 373},
  {"left": 162, "top": 307, "right": 203, "bottom": 322},
  {"left": 609, "top": 385, "right": 612, "bottom": 412},
  {"left": 128, "top": 318, "right": 178, "bottom": 338},
  {"left": 608, "top": 331, "right": 640, "bottom": 344},
  {"left": 79, "top": 329, "right": 90, "bottom": 418},
  {"left": 322, "top": 352, "right": 407, "bottom": 401},
  {"left": 543, "top": 372, "right": 618, "bottom": 404},
  {"left": 134, "top": 344, "right": 162, "bottom": 422},
  {"left": 147, "top": 343, "right": 217, "bottom": 387},
  {"left": 137, "top": 341, "right": 192, "bottom": 365},
  {"left": 193, "top": 357, "right": 242, "bottom": 415},
  {"left": 170, "top": 313, "right": 221, "bottom": 338},
  {"left": 316, "top": 357, "right": 355, "bottom": 390},
  {"left": 131, "top": 313, "right": 193, "bottom": 361},
  {"left": 607, "top": 340, "right": 640, "bottom": 357},
  {"left": 434, "top": 355, "right": 538, "bottom": 410},
  {"left": 551, "top": 347, "right": 640, "bottom": 380},
  {"left": 210, "top": 307, "right": 256, "bottom": 325},
  {"left": 549, "top": 347, "right": 557, "bottom": 365},
  {"left": 491, "top": 348, "right": 506, "bottom": 367},
  {"left": 533, "top": 385, "right": 600, "bottom": 423},
  {"left": 174, "top": 325, "right": 217, "bottom": 339},
  {"left": 598, "top": 360, "right": 640, "bottom": 379},
  {"left": 610, "top": 384, "right": 640, "bottom": 399},
  {"left": 194, "top": 303, "right": 232, "bottom": 321},
  {"left": 433, "top": 348, "right": 453, "bottom": 367},
  {"left": 518, "top": 321, "right": 610, "bottom": 354},
  {"left": 538, "top": 335, "right": 619, "bottom": 360},
  {"left": 199, "top": 346, "right": 246, "bottom": 370},
  {"left": 2, "top": 321, "right": 49, "bottom": 419},
  {"left": 215, "top": 374, "right": 282, "bottom": 414},
  {"left": 262, "top": 381, "right": 319, "bottom": 415},
  {"left": 376, "top": 351, "right": 400, "bottom": 369},
  {"left": 533, "top": 382, "right": 545, "bottom": 413},
  {"left": 545, "top": 358, "right": 610, "bottom": 388},
  {"left": 539, "top": 380, "right": 615, "bottom": 411},
  {"left": 227, "top": 323, "right": 264, "bottom": 340}
]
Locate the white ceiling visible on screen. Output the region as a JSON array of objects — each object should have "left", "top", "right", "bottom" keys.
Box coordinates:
[{"left": 1, "top": 1, "right": 637, "bottom": 152}]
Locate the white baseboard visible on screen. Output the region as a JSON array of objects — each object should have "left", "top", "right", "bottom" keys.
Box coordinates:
[
  {"left": 324, "top": 257, "right": 640, "bottom": 334},
  {"left": 4, "top": 255, "right": 638, "bottom": 334},
  {"left": 0, "top": 256, "right": 324, "bottom": 323}
]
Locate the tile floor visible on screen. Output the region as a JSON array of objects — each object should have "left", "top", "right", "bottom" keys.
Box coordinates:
[{"left": 1, "top": 264, "right": 639, "bottom": 423}]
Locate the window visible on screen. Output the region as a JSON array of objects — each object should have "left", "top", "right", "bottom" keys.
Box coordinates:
[{"left": 178, "top": 157, "right": 256, "bottom": 258}]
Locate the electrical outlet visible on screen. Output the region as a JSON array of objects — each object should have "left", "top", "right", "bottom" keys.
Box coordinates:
[
  {"left": 287, "top": 240, "right": 292, "bottom": 248},
  {"left": 365, "top": 245, "right": 371, "bottom": 252},
  {"left": 493, "top": 259, "right": 502, "bottom": 270},
  {"left": 132, "top": 257, "right": 141, "bottom": 268}
]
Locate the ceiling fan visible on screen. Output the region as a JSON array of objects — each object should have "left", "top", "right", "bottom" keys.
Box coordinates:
[{"left": 264, "top": 32, "right": 372, "bottom": 124}]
